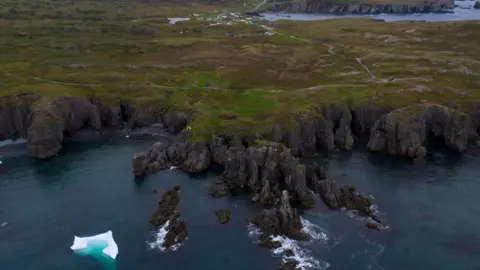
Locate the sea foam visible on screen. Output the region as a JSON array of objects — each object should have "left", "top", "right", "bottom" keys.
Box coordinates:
[
  {"left": 147, "top": 221, "right": 185, "bottom": 252},
  {"left": 247, "top": 218, "right": 330, "bottom": 270}
]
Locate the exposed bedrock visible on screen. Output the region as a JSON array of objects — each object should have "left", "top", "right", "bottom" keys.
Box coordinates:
[
  {"left": 0, "top": 95, "right": 189, "bottom": 159},
  {"left": 150, "top": 186, "right": 188, "bottom": 249},
  {"left": 273, "top": 1, "right": 454, "bottom": 14},
  {"left": 266, "top": 104, "right": 356, "bottom": 156},
  {"left": 367, "top": 104, "right": 476, "bottom": 159},
  {"left": 251, "top": 190, "right": 307, "bottom": 246},
  {"left": 0, "top": 94, "right": 39, "bottom": 141},
  {"left": 306, "top": 164, "right": 380, "bottom": 222},
  {"left": 133, "top": 140, "right": 211, "bottom": 176},
  {"left": 28, "top": 97, "right": 101, "bottom": 159}
]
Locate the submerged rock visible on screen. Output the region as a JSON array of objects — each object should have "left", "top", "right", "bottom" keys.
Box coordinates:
[
  {"left": 367, "top": 104, "right": 474, "bottom": 159},
  {"left": 366, "top": 222, "right": 380, "bottom": 230},
  {"left": 150, "top": 186, "right": 188, "bottom": 249},
  {"left": 215, "top": 209, "right": 231, "bottom": 224}
]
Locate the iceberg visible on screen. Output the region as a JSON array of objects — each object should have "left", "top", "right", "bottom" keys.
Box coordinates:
[{"left": 70, "top": 230, "right": 119, "bottom": 260}]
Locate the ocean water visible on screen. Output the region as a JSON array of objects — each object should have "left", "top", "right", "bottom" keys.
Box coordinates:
[
  {"left": 263, "top": 7, "right": 480, "bottom": 22},
  {"left": 1, "top": 137, "right": 480, "bottom": 270}
]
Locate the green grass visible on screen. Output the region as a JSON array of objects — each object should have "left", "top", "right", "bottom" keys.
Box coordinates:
[{"left": 1, "top": 0, "right": 479, "bottom": 139}]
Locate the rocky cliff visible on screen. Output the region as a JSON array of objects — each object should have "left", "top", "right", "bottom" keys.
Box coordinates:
[
  {"left": 2, "top": 93, "right": 479, "bottom": 160},
  {"left": 272, "top": 1, "right": 454, "bottom": 14},
  {"left": 474, "top": 0, "right": 480, "bottom": 8},
  {"left": 0, "top": 95, "right": 188, "bottom": 159},
  {"left": 367, "top": 104, "right": 475, "bottom": 160}
]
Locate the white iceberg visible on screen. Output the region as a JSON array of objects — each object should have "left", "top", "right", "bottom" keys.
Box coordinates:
[{"left": 70, "top": 230, "right": 119, "bottom": 260}]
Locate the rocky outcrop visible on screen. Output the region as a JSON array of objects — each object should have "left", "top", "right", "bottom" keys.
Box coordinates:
[
  {"left": 0, "top": 94, "right": 191, "bottom": 159},
  {"left": 265, "top": 105, "right": 356, "bottom": 156},
  {"left": 273, "top": 1, "right": 454, "bottom": 14},
  {"left": 251, "top": 190, "right": 307, "bottom": 246},
  {"left": 28, "top": 97, "right": 101, "bottom": 159},
  {"left": 211, "top": 140, "right": 317, "bottom": 208},
  {"left": 133, "top": 141, "right": 211, "bottom": 177},
  {"left": 251, "top": 190, "right": 308, "bottom": 270},
  {"left": 215, "top": 209, "right": 231, "bottom": 224},
  {"left": 306, "top": 163, "right": 381, "bottom": 223},
  {"left": 367, "top": 104, "right": 474, "bottom": 159},
  {"left": 474, "top": 1, "right": 480, "bottom": 9},
  {"left": 150, "top": 186, "right": 188, "bottom": 249},
  {"left": 0, "top": 94, "right": 39, "bottom": 141}
]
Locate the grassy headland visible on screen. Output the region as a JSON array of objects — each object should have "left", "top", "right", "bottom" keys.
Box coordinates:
[{"left": 1, "top": 0, "right": 479, "bottom": 139}]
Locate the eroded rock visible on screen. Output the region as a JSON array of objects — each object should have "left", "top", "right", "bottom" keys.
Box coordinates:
[
  {"left": 28, "top": 97, "right": 101, "bottom": 159},
  {"left": 367, "top": 104, "right": 474, "bottom": 159},
  {"left": 133, "top": 141, "right": 211, "bottom": 177},
  {"left": 150, "top": 186, "right": 188, "bottom": 249},
  {"left": 251, "top": 190, "right": 307, "bottom": 246}
]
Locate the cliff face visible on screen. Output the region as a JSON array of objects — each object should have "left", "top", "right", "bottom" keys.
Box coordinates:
[
  {"left": 273, "top": 1, "right": 454, "bottom": 14},
  {"left": 0, "top": 95, "right": 188, "bottom": 159},
  {"left": 474, "top": 1, "right": 480, "bottom": 9},
  {"left": 2, "top": 93, "right": 479, "bottom": 160},
  {"left": 366, "top": 104, "right": 475, "bottom": 159}
]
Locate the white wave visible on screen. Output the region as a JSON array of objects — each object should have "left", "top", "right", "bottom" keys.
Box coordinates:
[
  {"left": 247, "top": 222, "right": 261, "bottom": 243},
  {"left": 301, "top": 218, "right": 329, "bottom": 242},
  {"left": 147, "top": 220, "right": 170, "bottom": 251},
  {"left": 247, "top": 219, "right": 330, "bottom": 270},
  {"left": 147, "top": 221, "right": 186, "bottom": 252},
  {"left": 270, "top": 234, "right": 330, "bottom": 270},
  {"left": 169, "top": 166, "right": 177, "bottom": 170}
]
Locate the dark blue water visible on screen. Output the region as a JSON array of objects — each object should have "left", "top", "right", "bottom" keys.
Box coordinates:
[
  {"left": 1, "top": 137, "right": 480, "bottom": 270},
  {"left": 263, "top": 7, "right": 480, "bottom": 22}
]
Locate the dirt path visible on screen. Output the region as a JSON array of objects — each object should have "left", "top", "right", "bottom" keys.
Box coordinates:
[
  {"left": 251, "top": 0, "right": 268, "bottom": 12},
  {"left": 355, "top": 58, "right": 376, "bottom": 80}
]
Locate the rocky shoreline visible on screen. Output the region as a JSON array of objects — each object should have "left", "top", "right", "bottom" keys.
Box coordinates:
[
  {"left": 1, "top": 94, "right": 479, "bottom": 160},
  {"left": 269, "top": 1, "right": 455, "bottom": 14}
]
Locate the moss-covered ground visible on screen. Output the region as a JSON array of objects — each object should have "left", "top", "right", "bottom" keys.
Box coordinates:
[{"left": 1, "top": 0, "right": 479, "bottom": 138}]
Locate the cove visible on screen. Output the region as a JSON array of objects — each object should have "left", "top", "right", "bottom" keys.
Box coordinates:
[{"left": 1, "top": 137, "right": 480, "bottom": 269}]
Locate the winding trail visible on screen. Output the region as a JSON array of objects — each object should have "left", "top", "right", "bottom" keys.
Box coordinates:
[
  {"left": 355, "top": 58, "right": 376, "bottom": 80},
  {"left": 251, "top": 0, "right": 268, "bottom": 12}
]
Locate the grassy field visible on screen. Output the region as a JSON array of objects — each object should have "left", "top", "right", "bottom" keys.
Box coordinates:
[{"left": 1, "top": 0, "right": 479, "bottom": 138}]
